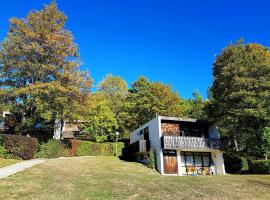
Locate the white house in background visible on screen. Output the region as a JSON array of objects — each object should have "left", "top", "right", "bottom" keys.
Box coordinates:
[
  {"left": 123, "top": 116, "right": 225, "bottom": 176},
  {"left": 53, "top": 120, "right": 85, "bottom": 140},
  {"left": 0, "top": 111, "right": 10, "bottom": 132}
]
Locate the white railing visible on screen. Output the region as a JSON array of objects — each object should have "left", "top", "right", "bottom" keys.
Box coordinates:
[{"left": 162, "top": 136, "right": 221, "bottom": 150}]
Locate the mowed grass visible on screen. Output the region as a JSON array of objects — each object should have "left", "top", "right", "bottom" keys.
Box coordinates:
[
  {"left": 0, "top": 157, "right": 270, "bottom": 200},
  {"left": 0, "top": 158, "right": 21, "bottom": 168}
]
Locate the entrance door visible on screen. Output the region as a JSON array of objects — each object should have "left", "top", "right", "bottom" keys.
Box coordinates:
[{"left": 163, "top": 150, "right": 178, "bottom": 174}]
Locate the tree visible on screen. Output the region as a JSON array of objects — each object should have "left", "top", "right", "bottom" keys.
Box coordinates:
[
  {"left": 183, "top": 91, "right": 207, "bottom": 119},
  {"left": 206, "top": 40, "right": 270, "bottom": 157},
  {"left": 97, "top": 74, "right": 128, "bottom": 137},
  {"left": 82, "top": 92, "right": 118, "bottom": 142},
  {"left": 0, "top": 2, "right": 92, "bottom": 134},
  {"left": 125, "top": 77, "right": 185, "bottom": 131},
  {"left": 261, "top": 127, "right": 270, "bottom": 160}
]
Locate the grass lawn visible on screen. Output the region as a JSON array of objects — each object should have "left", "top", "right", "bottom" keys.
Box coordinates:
[
  {"left": 0, "top": 156, "right": 269, "bottom": 200},
  {"left": 0, "top": 158, "right": 21, "bottom": 168}
]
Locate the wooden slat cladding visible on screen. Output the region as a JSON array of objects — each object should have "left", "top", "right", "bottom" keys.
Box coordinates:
[
  {"left": 161, "top": 123, "right": 180, "bottom": 136},
  {"left": 163, "top": 150, "right": 178, "bottom": 174}
]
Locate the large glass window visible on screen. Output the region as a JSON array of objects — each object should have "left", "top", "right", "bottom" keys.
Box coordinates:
[
  {"left": 203, "top": 155, "right": 211, "bottom": 166},
  {"left": 180, "top": 152, "right": 212, "bottom": 175},
  {"left": 180, "top": 124, "right": 208, "bottom": 138},
  {"left": 185, "top": 155, "right": 194, "bottom": 166},
  {"left": 195, "top": 155, "right": 203, "bottom": 167}
]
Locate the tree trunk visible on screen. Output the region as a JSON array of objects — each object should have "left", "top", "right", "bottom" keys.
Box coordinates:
[{"left": 234, "top": 138, "right": 239, "bottom": 151}]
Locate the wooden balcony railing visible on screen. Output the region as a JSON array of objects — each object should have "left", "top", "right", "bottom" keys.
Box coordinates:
[{"left": 162, "top": 136, "right": 221, "bottom": 150}]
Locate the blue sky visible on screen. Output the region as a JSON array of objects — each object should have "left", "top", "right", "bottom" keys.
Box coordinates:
[{"left": 1, "top": 0, "right": 270, "bottom": 99}]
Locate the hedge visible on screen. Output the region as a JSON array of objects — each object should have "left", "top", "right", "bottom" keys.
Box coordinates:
[
  {"left": 249, "top": 160, "right": 270, "bottom": 174},
  {"left": 0, "top": 134, "right": 38, "bottom": 160},
  {"left": 223, "top": 153, "right": 249, "bottom": 173},
  {"left": 36, "top": 139, "right": 65, "bottom": 158},
  {"left": 35, "top": 139, "right": 124, "bottom": 158},
  {"left": 75, "top": 141, "right": 124, "bottom": 156}
]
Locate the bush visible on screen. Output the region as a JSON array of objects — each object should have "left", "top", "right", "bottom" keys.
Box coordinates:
[
  {"left": 111, "top": 142, "right": 124, "bottom": 156},
  {"left": 75, "top": 141, "right": 124, "bottom": 156},
  {"left": 91, "top": 143, "right": 111, "bottom": 156},
  {"left": 249, "top": 160, "right": 270, "bottom": 174},
  {"left": 75, "top": 141, "right": 92, "bottom": 156},
  {"left": 148, "top": 150, "right": 156, "bottom": 169},
  {"left": 36, "top": 139, "right": 63, "bottom": 158},
  {"left": 69, "top": 139, "right": 81, "bottom": 156},
  {"left": 224, "top": 153, "right": 249, "bottom": 173},
  {"left": 0, "top": 145, "right": 13, "bottom": 159},
  {"left": 1, "top": 134, "right": 38, "bottom": 160}
]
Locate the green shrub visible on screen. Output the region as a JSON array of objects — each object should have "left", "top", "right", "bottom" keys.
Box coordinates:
[
  {"left": 95, "top": 143, "right": 111, "bottom": 156},
  {"left": 111, "top": 142, "right": 124, "bottom": 156},
  {"left": 76, "top": 141, "right": 92, "bottom": 156},
  {"left": 75, "top": 141, "right": 124, "bottom": 156},
  {"left": 224, "top": 153, "right": 249, "bottom": 173},
  {"left": 249, "top": 160, "right": 270, "bottom": 174},
  {"left": 148, "top": 150, "right": 156, "bottom": 169},
  {"left": 0, "top": 136, "right": 13, "bottom": 159},
  {"left": 1, "top": 134, "right": 38, "bottom": 160},
  {"left": 36, "top": 139, "right": 63, "bottom": 158},
  {"left": 0, "top": 145, "right": 13, "bottom": 159}
]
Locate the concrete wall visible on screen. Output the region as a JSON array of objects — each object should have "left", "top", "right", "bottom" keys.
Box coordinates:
[
  {"left": 130, "top": 117, "right": 159, "bottom": 144},
  {"left": 211, "top": 150, "right": 226, "bottom": 175},
  {"left": 129, "top": 116, "right": 164, "bottom": 174},
  {"left": 177, "top": 150, "right": 182, "bottom": 176}
]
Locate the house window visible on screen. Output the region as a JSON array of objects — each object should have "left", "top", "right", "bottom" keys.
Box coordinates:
[
  {"left": 180, "top": 152, "right": 212, "bottom": 175},
  {"left": 144, "top": 127, "right": 149, "bottom": 140},
  {"left": 194, "top": 153, "right": 203, "bottom": 167},
  {"left": 181, "top": 124, "right": 208, "bottom": 138},
  {"left": 185, "top": 152, "right": 194, "bottom": 166},
  {"left": 139, "top": 130, "right": 144, "bottom": 140}
]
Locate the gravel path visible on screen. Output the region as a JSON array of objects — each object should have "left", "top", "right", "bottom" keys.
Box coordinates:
[{"left": 0, "top": 159, "right": 45, "bottom": 179}]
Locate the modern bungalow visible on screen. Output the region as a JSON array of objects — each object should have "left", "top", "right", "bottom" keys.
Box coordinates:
[{"left": 123, "top": 116, "right": 225, "bottom": 176}]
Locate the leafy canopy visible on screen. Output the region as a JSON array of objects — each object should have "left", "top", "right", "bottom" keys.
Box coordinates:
[
  {"left": 206, "top": 40, "right": 270, "bottom": 157},
  {"left": 0, "top": 2, "right": 92, "bottom": 133},
  {"left": 125, "top": 77, "right": 185, "bottom": 131},
  {"left": 97, "top": 74, "right": 128, "bottom": 137}
]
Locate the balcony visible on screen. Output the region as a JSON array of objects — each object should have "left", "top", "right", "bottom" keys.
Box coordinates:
[
  {"left": 162, "top": 136, "right": 221, "bottom": 150},
  {"left": 122, "top": 140, "right": 150, "bottom": 156}
]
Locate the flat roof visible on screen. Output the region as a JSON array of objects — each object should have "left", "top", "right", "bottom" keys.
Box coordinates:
[
  {"left": 131, "top": 116, "right": 210, "bottom": 133},
  {"left": 159, "top": 116, "right": 209, "bottom": 123}
]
